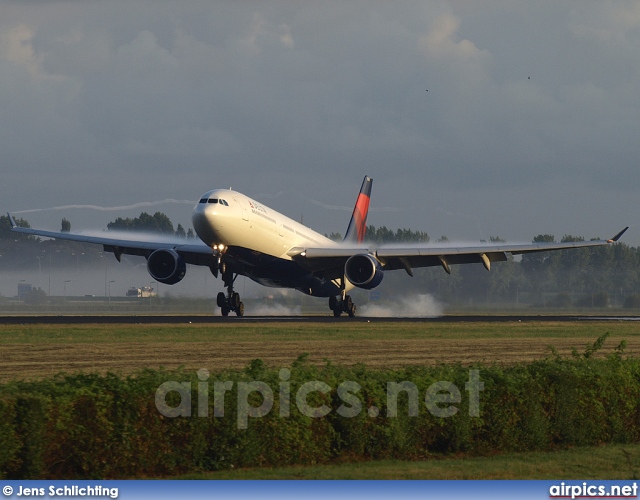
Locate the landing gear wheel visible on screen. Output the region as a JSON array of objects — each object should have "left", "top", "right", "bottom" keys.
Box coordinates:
[
  {"left": 219, "top": 293, "right": 243, "bottom": 316},
  {"left": 231, "top": 292, "right": 241, "bottom": 309},
  {"left": 329, "top": 296, "right": 337, "bottom": 311},
  {"left": 348, "top": 304, "right": 356, "bottom": 318},
  {"left": 344, "top": 295, "right": 353, "bottom": 311},
  {"left": 328, "top": 293, "right": 357, "bottom": 318}
]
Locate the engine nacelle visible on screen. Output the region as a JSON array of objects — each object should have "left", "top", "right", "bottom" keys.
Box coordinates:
[
  {"left": 344, "top": 253, "right": 384, "bottom": 289},
  {"left": 147, "top": 249, "right": 186, "bottom": 285}
]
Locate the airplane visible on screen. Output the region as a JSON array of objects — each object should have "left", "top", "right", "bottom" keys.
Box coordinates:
[{"left": 8, "top": 176, "right": 628, "bottom": 317}]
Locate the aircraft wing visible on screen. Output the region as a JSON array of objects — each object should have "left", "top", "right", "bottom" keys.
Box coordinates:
[
  {"left": 7, "top": 213, "right": 216, "bottom": 267},
  {"left": 287, "top": 227, "right": 629, "bottom": 275}
]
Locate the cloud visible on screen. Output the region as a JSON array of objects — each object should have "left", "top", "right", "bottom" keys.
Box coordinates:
[
  {"left": 420, "top": 13, "right": 491, "bottom": 63},
  {"left": 571, "top": 3, "right": 640, "bottom": 45},
  {"left": 0, "top": 24, "right": 41, "bottom": 76},
  {"left": 1, "top": 2, "right": 639, "bottom": 246},
  {"left": 116, "top": 30, "right": 177, "bottom": 69}
]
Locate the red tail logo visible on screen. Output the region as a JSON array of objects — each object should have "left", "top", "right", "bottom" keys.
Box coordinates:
[
  {"left": 352, "top": 193, "right": 370, "bottom": 243},
  {"left": 344, "top": 176, "right": 373, "bottom": 243}
]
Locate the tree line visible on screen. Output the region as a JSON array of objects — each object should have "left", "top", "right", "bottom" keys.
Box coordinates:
[
  {"left": 0, "top": 213, "right": 195, "bottom": 240},
  {"left": 106, "top": 212, "right": 195, "bottom": 238}
]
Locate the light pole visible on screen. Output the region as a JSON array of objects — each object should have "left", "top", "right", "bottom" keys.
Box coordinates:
[
  {"left": 102, "top": 253, "right": 109, "bottom": 297},
  {"left": 108, "top": 280, "right": 115, "bottom": 304},
  {"left": 36, "top": 256, "right": 42, "bottom": 287},
  {"left": 64, "top": 280, "right": 71, "bottom": 299}
]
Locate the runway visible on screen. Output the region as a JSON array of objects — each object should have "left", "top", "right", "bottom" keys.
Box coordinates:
[{"left": 0, "top": 314, "right": 638, "bottom": 324}]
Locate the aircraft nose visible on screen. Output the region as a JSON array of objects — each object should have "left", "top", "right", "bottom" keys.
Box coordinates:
[{"left": 192, "top": 203, "right": 221, "bottom": 245}]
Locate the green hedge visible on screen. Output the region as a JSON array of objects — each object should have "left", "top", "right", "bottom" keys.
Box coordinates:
[{"left": 1, "top": 335, "right": 639, "bottom": 479}]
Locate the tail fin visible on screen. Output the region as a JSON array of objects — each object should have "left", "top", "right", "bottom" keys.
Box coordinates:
[{"left": 343, "top": 176, "right": 372, "bottom": 243}]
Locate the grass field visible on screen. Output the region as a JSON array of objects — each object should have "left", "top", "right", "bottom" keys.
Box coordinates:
[
  {"left": 1, "top": 320, "right": 639, "bottom": 381},
  {"left": 2, "top": 318, "right": 640, "bottom": 479},
  {"left": 177, "top": 443, "right": 640, "bottom": 480}
]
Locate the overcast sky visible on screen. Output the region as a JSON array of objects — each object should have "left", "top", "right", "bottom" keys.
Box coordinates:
[{"left": 2, "top": 1, "right": 639, "bottom": 245}]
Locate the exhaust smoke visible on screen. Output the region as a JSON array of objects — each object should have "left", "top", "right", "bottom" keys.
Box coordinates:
[
  {"left": 12, "top": 199, "right": 196, "bottom": 214},
  {"left": 359, "top": 294, "right": 443, "bottom": 318},
  {"left": 246, "top": 302, "right": 302, "bottom": 316}
]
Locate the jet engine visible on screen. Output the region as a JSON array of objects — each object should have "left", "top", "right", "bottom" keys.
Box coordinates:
[
  {"left": 147, "top": 249, "right": 186, "bottom": 285},
  {"left": 344, "top": 253, "right": 384, "bottom": 289}
]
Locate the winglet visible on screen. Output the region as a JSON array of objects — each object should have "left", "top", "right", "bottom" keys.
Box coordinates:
[
  {"left": 608, "top": 226, "right": 629, "bottom": 243},
  {"left": 7, "top": 212, "right": 17, "bottom": 229},
  {"left": 344, "top": 176, "right": 373, "bottom": 243}
]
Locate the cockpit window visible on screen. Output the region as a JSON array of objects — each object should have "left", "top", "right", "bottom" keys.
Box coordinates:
[{"left": 200, "top": 197, "right": 229, "bottom": 205}]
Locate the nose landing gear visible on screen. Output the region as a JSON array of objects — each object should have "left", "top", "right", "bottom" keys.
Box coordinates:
[{"left": 217, "top": 265, "right": 244, "bottom": 316}]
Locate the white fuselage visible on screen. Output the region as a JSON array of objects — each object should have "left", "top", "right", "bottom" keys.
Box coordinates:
[{"left": 191, "top": 189, "right": 348, "bottom": 296}]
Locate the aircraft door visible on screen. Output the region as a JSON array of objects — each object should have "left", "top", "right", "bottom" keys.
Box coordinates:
[{"left": 234, "top": 197, "right": 250, "bottom": 221}]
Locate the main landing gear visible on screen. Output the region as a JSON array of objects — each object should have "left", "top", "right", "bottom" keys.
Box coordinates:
[
  {"left": 216, "top": 265, "right": 244, "bottom": 317},
  {"left": 329, "top": 294, "right": 356, "bottom": 317}
]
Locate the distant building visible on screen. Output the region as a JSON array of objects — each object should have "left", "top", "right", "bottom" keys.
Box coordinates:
[
  {"left": 17, "top": 283, "right": 33, "bottom": 299},
  {"left": 126, "top": 286, "right": 157, "bottom": 298}
]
